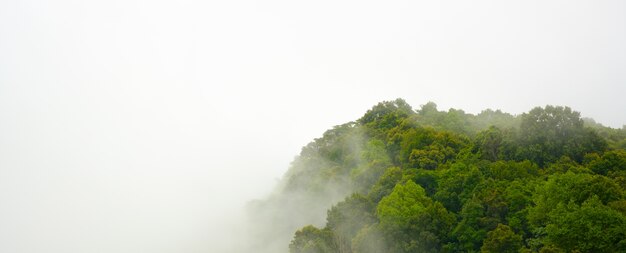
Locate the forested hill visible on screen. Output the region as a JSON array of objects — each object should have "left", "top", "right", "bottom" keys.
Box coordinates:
[{"left": 245, "top": 99, "right": 626, "bottom": 253}]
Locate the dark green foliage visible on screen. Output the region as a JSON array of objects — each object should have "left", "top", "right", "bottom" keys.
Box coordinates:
[
  {"left": 516, "top": 106, "right": 607, "bottom": 166},
  {"left": 404, "top": 169, "right": 438, "bottom": 196},
  {"left": 585, "top": 149, "right": 626, "bottom": 175},
  {"left": 528, "top": 172, "right": 623, "bottom": 228},
  {"left": 485, "top": 160, "right": 539, "bottom": 181},
  {"left": 368, "top": 167, "right": 403, "bottom": 203},
  {"left": 474, "top": 126, "right": 505, "bottom": 161},
  {"left": 358, "top": 98, "right": 414, "bottom": 140},
  {"left": 434, "top": 163, "right": 484, "bottom": 213},
  {"left": 278, "top": 100, "right": 626, "bottom": 253},
  {"left": 480, "top": 224, "right": 523, "bottom": 253},
  {"left": 544, "top": 196, "right": 626, "bottom": 252},
  {"left": 451, "top": 196, "right": 490, "bottom": 252}
]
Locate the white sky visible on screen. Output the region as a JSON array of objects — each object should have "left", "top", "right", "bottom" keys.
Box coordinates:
[{"left": 1, "top": 0, "right": 625, "bottom": 252}]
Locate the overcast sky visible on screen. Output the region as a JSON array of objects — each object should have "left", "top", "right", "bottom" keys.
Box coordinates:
[{"left": 1, "top": 0, "right": 625, "bottom": 252}]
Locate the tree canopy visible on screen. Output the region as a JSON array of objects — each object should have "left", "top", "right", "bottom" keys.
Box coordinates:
[{"left": 246, "top": 99, "right": 626, "bottom": 253}]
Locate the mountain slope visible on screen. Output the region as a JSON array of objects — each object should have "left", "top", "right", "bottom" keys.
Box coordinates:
[{"left": 246, "top": 99, "right": 626, "bottom": 253}]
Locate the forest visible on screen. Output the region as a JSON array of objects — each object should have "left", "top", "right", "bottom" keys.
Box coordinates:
[{"left": 246, "top": 99, "right": 626, "bottom": 253}]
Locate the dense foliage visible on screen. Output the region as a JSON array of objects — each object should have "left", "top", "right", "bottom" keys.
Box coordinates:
[{"left": 249, "top": 99, "right": 626, "bottom": 253}]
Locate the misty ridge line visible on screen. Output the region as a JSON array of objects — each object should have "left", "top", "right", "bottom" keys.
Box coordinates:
[
  {"left": 239, "top": 99, "right": 626, "bottom": 253},
  {"left": 2, "top": 1, "right": 626, "bottom": 252}
]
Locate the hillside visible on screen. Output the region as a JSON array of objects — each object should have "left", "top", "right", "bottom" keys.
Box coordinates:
[{"left": 246, "top": 99, "right": 626, "bottom": 253}]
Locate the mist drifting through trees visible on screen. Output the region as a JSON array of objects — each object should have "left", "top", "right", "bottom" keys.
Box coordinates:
[
  {"left": 2, "top": 0, "right": 626, "bottom": 253},
  {"left": 244, "top": 99, "right": 626, "bottom": 253}
]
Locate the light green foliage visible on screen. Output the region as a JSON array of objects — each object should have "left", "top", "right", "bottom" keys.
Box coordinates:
[
  {"left": 375, "top": 180, "right": 457, "bottom": 253},
  {"left": 377, "top": 180, "right": 430, "bottom": 229},
  {"left": 289, "top": 225, "right": 336, "bottom": 253}
]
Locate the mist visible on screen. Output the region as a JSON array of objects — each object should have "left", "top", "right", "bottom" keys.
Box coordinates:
[{"left": 1, "top": 0, "right": 626, "bottom": 252}]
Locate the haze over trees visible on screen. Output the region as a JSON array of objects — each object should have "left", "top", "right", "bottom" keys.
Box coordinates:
[{"left": 245, "top": 99, "right": 626, "bottom": 253}]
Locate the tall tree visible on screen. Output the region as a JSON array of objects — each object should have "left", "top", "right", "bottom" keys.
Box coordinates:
[{"left": 517, "top": 105, "right": 607, "bottom": 166}]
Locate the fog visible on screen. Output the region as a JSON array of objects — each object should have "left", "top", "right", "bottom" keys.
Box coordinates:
[{"left": 1, "top": 0, "right": 625, "bottom": 252}]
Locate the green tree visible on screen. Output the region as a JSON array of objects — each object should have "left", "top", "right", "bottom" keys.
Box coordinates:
[
  {"left": 409, "top": 201, "right": 456, "bottom": 251},
  {"left": 326, "top": 194, "right": 376, "bottom": 253},
  {"left": 451, "top": 196, "right": 489, "bottom": 252},
  {"left": 254, "top": 99, "right": 626, "bottom": 253},
  {"left": 352, "top": 225, "right": 386, "bottom": 253},
  {"left": 517, "top": 106, "right": 607, "bottom": 166},
  {"left": 475, "top": 126, "right": 504, "bottom": 161},
  {"left": 480, "top": 224, "right": 523, "bottom": 253},
  {"left": 358, "top": 98, "right": 414, "bottom": 139},
  {"left": 368, "top": 167, "right": 403, "bottom": 202},
  {"left": 376, "top": 180, "right": 432, "bottom": 252},
  {"left": 377, "top": 180, "right": 430, "bottom": 231},
  {"left": 585, "top": 149, "right": 626, "bottom": 175},
  {"left": 351, "top": 139, "right": 393, "bottom": 193},
  {"left": 545, "top": 196, "right": 626, "bottom": 252},
  {"left": 290, "top": 225, "right": 336, "bottom": 253},
  {"left": 434, "top": 163, "right": 484, "bottom": 212},
  {"left": 528, "top": 172, "right": 623, "bottom": 228}
]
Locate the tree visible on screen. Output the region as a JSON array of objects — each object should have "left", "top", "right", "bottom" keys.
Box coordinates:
[
  {"left": 451, "top": 196, "right": 489, "bottom": 252},
  {"left": 409, "top": 201, "right": 456, "bottom": 252},
  {"left": 376, "top": 180, "right": 432, "bottom": 252},
  {"left": 481, "top": 224, "right": 523, "bottom": 253},
  {"left": 475, "top": 126, "right": 504, "bottom": 161},
  {"left": 358, "top": 98, "right": 414, "bottom": 139},
  {"left": 585, "top": 150, "right": 626, "bottom": 175},
  {"left": 528, "top": 172, "right": 623, "bottom": 228},
  {"left": 326, "top": 194, "right": 376, "bottom": 253},
  {"left": 517, "top": 106, "right": 607, "bottom": 166},
  {"left": 377, "top": 181, "right": 430, "bottom": 231},
  {"left": 544, "top": 196, "right": 626, "bottom": 252},
  {"left": 289, "top": 226, "right": 337, "bottom": 253},
  {"left": 352, "top": 139, "right": 393, "bottom": 193},
  {"left": 352, "top": 225, "right": 386, "bottom": 253},
  {"left": 251, "top": 99, "right": 626, "bottom": 253},
  {"left": 368, "top": 167, "right": 403, "bottom": 203}
]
